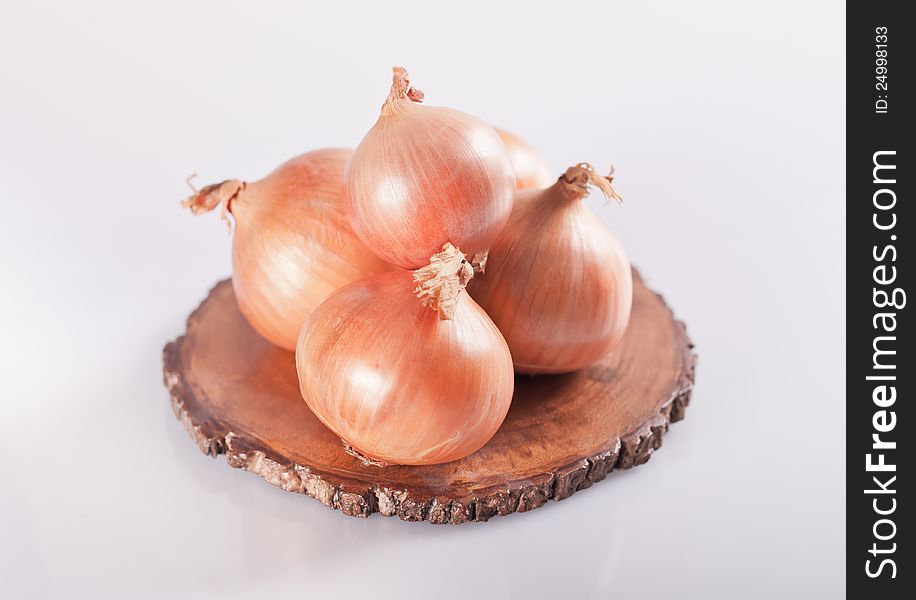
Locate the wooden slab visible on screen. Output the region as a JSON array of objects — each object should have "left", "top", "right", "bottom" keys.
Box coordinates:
[{"left": 163, "top": 272, "right": 696, "bottom": 523}]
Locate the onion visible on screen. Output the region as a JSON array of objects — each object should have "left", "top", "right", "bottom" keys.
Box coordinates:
[
  {"left": 495, "top": 127, "right": 553, "bottom": 190},
  {"left": 345, "top": 67, "right": 515, "bottom": 269},
  {"left": 183, "top": 148, "right": 390, "bottom": 350},
  {"left": 468, "top": 164, "right": 633, "bottom": 374},
  {"left": 296, "top": 243, "right": 514, "bottom": 465}
]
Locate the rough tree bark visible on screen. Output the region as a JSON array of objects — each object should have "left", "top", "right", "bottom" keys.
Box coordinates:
[{"left": 163, "top": 271, "right": 696, "bottom": 524}]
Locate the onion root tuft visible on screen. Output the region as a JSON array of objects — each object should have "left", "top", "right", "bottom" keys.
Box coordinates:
[
  {"left": 560, "top": 163, "right": 623, "bottom": 204},
  {"left": 413, "top": 243, "right": 474, "bottom": 320},
  {"left": 182, "top": 179, "right": 245, "bottom": 231}
]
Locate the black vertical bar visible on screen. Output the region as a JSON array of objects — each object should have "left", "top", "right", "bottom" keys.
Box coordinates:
[{"left": 848, "top": 2, "right": 911, "bottom": 596}]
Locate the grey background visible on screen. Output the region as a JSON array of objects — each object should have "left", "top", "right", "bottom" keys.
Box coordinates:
[{"left": 0, "top": 0, "right": 845, "bottom": 598}]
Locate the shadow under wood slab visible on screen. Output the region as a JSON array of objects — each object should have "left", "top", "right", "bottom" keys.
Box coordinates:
[{"left": 162, "top": 271, "right": 696, "bottom": 524}]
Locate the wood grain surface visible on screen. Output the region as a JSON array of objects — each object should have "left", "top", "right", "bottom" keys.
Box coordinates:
[{"left": 163, "top": 271, "right": 696, "bottom": 523}]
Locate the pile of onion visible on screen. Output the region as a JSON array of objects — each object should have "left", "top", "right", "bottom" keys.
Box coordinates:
[
  {"left": 182, "top": 66, "right": 635, "bottom": 466},
  {"left": 183, "top": 148, "right": 389, "bottom": 350}
]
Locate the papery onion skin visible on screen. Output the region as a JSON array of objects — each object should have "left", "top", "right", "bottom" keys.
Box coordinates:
[
  {"left": 345, "top": 67, "right": 515, "bottom": 269},
  {"left": 183, "top": 148, "right": 390, "bottom": 350},
  {"left": 494, "top": 127, "right": 553, "bottom": 190},
  {"left": 296, "top": 246, "right": 514, "bottom": 466},
  {"left": 468, "top": 164, "right": 633, "bottom": 375}
]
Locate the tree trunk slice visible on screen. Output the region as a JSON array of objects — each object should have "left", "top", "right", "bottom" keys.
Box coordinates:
[{"left": 162, "top": 271, "right": 696, "bottom": 524}]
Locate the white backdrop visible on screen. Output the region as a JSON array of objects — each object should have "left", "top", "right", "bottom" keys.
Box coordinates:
[{"left": 0, "top": 1, "right": 845, "bottom": 598}]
